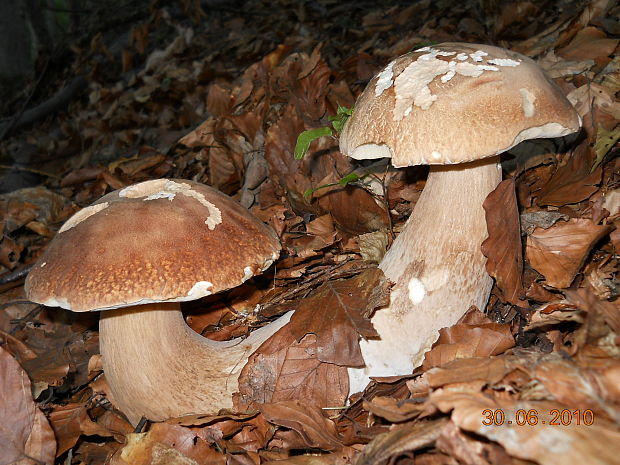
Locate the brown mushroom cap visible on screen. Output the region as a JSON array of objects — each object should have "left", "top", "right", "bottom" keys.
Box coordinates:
[
  {"left": 340, "top": 43, "right": 582, "bottom": 167},
  {"left": 25, "top": 179, "right": 280, "bottom": 311}
]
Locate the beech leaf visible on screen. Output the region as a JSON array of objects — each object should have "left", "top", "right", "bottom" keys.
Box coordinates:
[
  {"left": 481, "top": 178, "right": 527, "bottom": 306},
  {"left": 288, "top": 267, "right": 389, "bottom": 366},
  {"left": 526, "top": 218, "right": 612, "bottom": 288},
  {"left": 0, "top": 345, "right": 56, "bottom": 465}
]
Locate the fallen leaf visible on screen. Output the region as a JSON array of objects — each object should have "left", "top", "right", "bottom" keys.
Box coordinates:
[
  {"left": 534, "top": 143, "right": 601, "bottom": 207},
  {"left": 287, "top": 268, "right": 389, "bottom": 366},
  {"left": 110, "top": 422, "right": 224, "bottom": 465},
  {"left": 49, "top": 403, "right": 132, "bottom": 456},
  {"left": 422, "top": 309, "right": 515, "bottom": 369},
  {"left": 556, "top": 26, "right": 619, "bottom": 66},
  {"left": 526, "top": 218, "right": 613, "bottom": 288},
  {"left": 354, "top": 418, "right": 448, "bottom": 465},
  {"left": 259, "top": 400, "right": 341, "bottom": 451},
  {"left": 481, "top": 178, "right": 527, "bottom": 306},
  {"left": 436, "top": 420, "right": 513, "bottom": 465},
  {"left": 0, "top": 345, "right": 56, "bottom": 465},
  {"left": 238, "top": 326, "right": 349, "bottom": 408}
]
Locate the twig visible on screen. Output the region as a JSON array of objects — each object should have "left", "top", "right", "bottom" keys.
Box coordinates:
[
  {"left": 0, "top": 75, "right": 87, "bottom": 140},
  {"left": 0, "top": 264, "right": 33, "bottom": 285},
  {"left": 0, "top": 164, "right": 61, "bottom": 180}
]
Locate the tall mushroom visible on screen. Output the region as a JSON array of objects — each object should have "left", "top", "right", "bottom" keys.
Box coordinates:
[
  {"left": 339, "top": 43, "right": 581, "bottom": 394},
  {"left": 25, "top": 179, "right": 291, "bottom": 424}
]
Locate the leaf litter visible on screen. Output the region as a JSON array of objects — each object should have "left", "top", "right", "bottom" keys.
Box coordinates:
[{"left": 0, "top": 0, "right": 619, "bottom": 463}]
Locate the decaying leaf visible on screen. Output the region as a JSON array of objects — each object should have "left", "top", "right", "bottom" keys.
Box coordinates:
[
  {"left": 534, "top": 144, "right": 601, "bottom": 207},
  {"left": 49, "top": 402, "right": 132, "bottom": 456},
  {"left": 109, "top": 423, "right": 224, "bottom": 465},
  {"left": 287, "top": 267, "right": 389, "bottom": 366},
  {"left": 592, "top": 124, "right": 620, "bottom": 171},
  {"left": 354, "top": 418, "right": 448, "bottom": 465},
  {"left": 481, "top": 178, "right": 527, "bottom": 306},
  {"left": 238, "top": 325, "right": 349, "bottom": 408},
  {"left": 259, "top": 400, "right": 342, "bottom": 451},
  {"left": 422, "top": 309, "right": 515, "bottom": 369},
  {"left": 526, "top": 218, "right": 613, "bottom": 288},
  {"left": 0, "top": 345, "right": 56, "bottom": 465}
]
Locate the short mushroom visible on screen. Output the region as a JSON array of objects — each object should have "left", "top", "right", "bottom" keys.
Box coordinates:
[
  {"left": 339, "top": 43, "right": 581, "bottom": 394},
  {"left": 25, "top": 178, "right": 291, "bottom": 424}
]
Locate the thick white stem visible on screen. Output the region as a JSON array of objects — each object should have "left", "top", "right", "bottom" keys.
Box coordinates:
[
  {"left": 100, "top": 303, "right": 291, "bottom": 424},
  {"left": 348, "top": 158, "right": 502, "bottom": 394}
]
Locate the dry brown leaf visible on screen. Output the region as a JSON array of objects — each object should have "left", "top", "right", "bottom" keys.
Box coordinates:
[
  {"left": 422, "top": 309, "right": 515, "bottom": 369},
  {"left": 0, "top": 186, "right": 75, "bottom": 235},
  {"left": 436, "top": 420, "right": 513, "bottom": 465},
  {"left": 354, "top": 418, "right": 448, "bottom": 465},
  {"left": 238, "top": 326, "right": 349, "bottom": 408},
  {"left": 526, "top": 218, "right": 612, "bottom": 288},
  {"left": 557, "top": 26, "right": 619, "bottom": 66},
  {"left": 432, "top": 392, "right": 620, "bottom": 465},
  {"left": 481, "top": 178, "right": 527, "bottom": 306},
  {"left": 287, "top": 267, "right": 389, "bottom": 366},
  {"left": 424, "top": 352, "right": 533, "bottom": 389},
  {"left": 112, "top": 422, "right": 224, "bottom": 465},
  {"left": 49, "top": 403, "right": 133, "bottom": 456},
  {"left": 362, "top": 396, "right": 424, "bottom": 423},
  {"left": 315, "top": 174, "right": 390, "bottom": 236},
  {"left": 0, "top": 345, "right": 56, "bottom": 465},
  {"left": 259, "top": 400, "right": 341, "bottom": 451},
  {"left": 531, "top": 355, "right": 620, "bottom": 421},
  {"left": 534, "top": 144, "right": 601, "bottom": 207}
]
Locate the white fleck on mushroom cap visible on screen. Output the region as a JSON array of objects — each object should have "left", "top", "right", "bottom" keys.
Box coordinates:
[
  {"left": 25, "top": 179, "right": 281, "bottom": 312},
  {"left": 340, "top": 43, "right": 582, "bottom": 167}
]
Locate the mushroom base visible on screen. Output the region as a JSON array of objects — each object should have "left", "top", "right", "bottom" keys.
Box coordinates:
[
  {"left": 348, "top": 157, "right": 501, "bottom": 394},
  {"left": 100, "top": 302, "right": 291, "bottom": 424}
]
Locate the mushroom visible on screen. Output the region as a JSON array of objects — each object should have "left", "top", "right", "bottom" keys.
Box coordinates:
[
  {"left": 25, "top": 178, "right": 291, "bottom": 424},
  {"left": 339, "top": 43, "right": 581, "bottom": 394}
]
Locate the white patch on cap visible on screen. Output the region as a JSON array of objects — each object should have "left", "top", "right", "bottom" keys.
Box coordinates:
[
  {"left": 431, "top": 151, "right": 443, "bottom": 161},
  {"left": 488, "top": 58, "right": 521, "bottom": 67},
  {"left": 519, "top": 88, "right": 536, "bottom": 117},
  {"left": 186, "top": 281, "right": 214, "bottom": 299},
  {"left": 59, "top": 202, "right": 110, "bottom": 233},
  {"left": 375, "top": 60, "right": 396, "bottom": 96},
  {"left": 392, "top": 46, "right": 521, "bottom": 119},
  {"left": 469, "top": 50, "right": 488, "bottom": 62},
  {"left": 144, "top": 191, "right": 176, "bottom": 201},
  {"left": 408, "top": 278, "right": 426, "bottom": 304},
  {"left": 120, "top": 179, "right": 223, "bottom": 230},
  {"left": 242, "top": 266, "right": 254, "bottom": 282},
  {"left": 394, "top": 56, "right": 450, "bottom": 117}
]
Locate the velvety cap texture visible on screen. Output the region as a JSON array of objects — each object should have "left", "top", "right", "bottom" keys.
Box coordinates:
[
  {"left": 25, "top": 179, "right": 281, "bottom": 311},
  {"left": 340, "top": 42, "right": 581, "bottom": 167}
]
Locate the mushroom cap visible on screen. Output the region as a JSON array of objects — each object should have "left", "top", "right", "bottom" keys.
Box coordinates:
[
  {"left": 25, "top": 179, "right": 281, "bottom": 311},
  {"left": 339, "top": 43, "right": 582, "bottom": 167}
]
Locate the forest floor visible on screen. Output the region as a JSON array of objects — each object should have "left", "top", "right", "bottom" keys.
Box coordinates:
[{"left": 1, "top": 0, "right": 619, "bottom": 464}]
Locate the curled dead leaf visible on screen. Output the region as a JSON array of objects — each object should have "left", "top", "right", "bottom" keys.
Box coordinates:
[
  {"left": 526, "top": 218, "right": 613, "bottom": 288},
  {"left": 0, "top": 345, "right": 56, "bottom": 465}
]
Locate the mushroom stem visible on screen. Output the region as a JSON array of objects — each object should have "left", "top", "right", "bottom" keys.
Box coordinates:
[
  {"left": 348, "top": 157, "right": 502, "bottom": 394},
  {"left": 100, "top": 302, "right": 291, "bottom": 424}
]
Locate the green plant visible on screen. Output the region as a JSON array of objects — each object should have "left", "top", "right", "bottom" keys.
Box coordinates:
[{"left": 294, "top": 105, "right": 352, "bottom": 160}]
